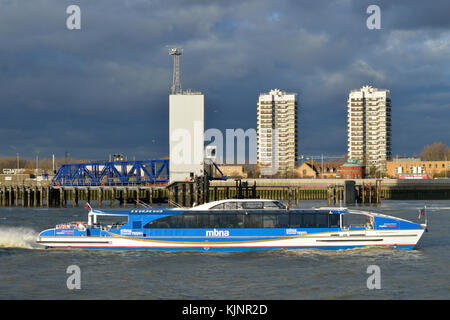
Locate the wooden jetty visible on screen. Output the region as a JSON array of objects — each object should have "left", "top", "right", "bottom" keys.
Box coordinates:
[
  {"left": 0, "top": 185, "right": 168, "bottom": 208},
  {"left": 1, "top": 177, "right": 449, "bottom": 208},
  {"left": 166, "top": 178, "right": 382, "bottom": 208}
]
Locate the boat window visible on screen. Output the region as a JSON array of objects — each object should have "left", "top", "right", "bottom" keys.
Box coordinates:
[
  {"left": 329, "top": 214, "right": 340, "bottom": 228},
  {"left": 149, "top": 215, "right": 184, "bottom": 228},
  {"left": 316, "top": 214, "right": 328, "bottom": 228},
  {"left": 264, "top": 201, "right": 284, "bottom": 209},
  {"left": 211, "top": 203, "right": 224, "bottom": 210},
  {"left": 277, "top": 214, "right": 289, "bottom": 228},
  {"left": 144, "top": 215, "right": 173, "bottom": 228},
  {"left": 289, "top": 213, "right": 303, "bottom": 228},
  {"left": 242, "top": 202, "right": 263, "bottom": 209},
  {"left": 224, "top": 202, "right": 237, "bottom": 210},
  {"left": 235, "top": 214, "right": 245, "bottom": 227},
  {"left": 287, "top": 212, "right": 337, "bottom": 228},
  {"left": 170, "top": 215, "right": 184, "bottom": 228},
  {"left": 215, "top": 213, "right": 241, "bottom": 228},
  {"left": 275, "top": 201, "right": 286, "bottom": 209},
  {"left": 343, "top": 213, "right": 367, "bottom": 228},
  {"left": 245, "top": 213, "right": 263, "bottom": 227},
  {"left": 197, "top": 214, "right": 215, "bottom": 228},
  {"left": 262, "top": 214, "right": 277, "bottom": 228},
  {"left": 96, "top": 215, "right": 128, "bottom": 227},
  {"left": 303, "top": 213, "right": 315, "bottom": 228},
  {"left": 144, "top": 211, "right": 343, "bottom": 229},
  {"left": 183, "top": 215, "right": 197, "bottom": 228}
]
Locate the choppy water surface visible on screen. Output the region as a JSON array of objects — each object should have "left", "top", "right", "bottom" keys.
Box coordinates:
[{"left": 0, "top": 200, "right": 449, "bottom": 299}]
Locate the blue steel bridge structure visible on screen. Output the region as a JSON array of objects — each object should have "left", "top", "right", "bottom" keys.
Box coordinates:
[
  {"left": 52, "top": 160, "right": 170, "bottom": 187},
  {"left": 51, "top": 159, "right": 227, "bottom": 187}
]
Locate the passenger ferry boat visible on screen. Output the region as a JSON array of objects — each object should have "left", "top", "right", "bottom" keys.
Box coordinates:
[{"left": 37, "top": 199, "right": 427, "bottom": 251}]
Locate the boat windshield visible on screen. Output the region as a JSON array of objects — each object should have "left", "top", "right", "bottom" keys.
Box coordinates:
[{"left": 342, "top": 213, "right": 372, "bottom": 229}]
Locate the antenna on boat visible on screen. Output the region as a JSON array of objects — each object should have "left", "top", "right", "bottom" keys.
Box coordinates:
[{"left": 84, "top": 202, "right": 92, "bottom": 211}]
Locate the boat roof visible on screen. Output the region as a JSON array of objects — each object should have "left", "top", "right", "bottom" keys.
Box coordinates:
[
  {"left": 89, "top": 199, "right": 349, "bottom": 215},
  {"left": 190, "top": 199, "right": 284, "bottom": 210}
]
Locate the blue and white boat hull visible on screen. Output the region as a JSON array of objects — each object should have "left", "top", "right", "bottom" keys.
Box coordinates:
[
  {"left": 37, "top": 228, "right": 424, "bottom": 251},
  {"left": 36, "top": 200, "right": 427, "bottom": 251}
]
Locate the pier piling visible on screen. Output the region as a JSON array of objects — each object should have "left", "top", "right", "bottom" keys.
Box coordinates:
[{"left": 2, "top": 177, "right": 450, "bottom": 208}]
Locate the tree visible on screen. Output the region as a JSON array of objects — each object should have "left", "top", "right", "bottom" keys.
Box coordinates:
[{"left": 419, "top": 142, "right": 450, "bottom": 161}]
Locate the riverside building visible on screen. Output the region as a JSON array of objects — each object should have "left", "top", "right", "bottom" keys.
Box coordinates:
[
  {"left": 257, "top": 89, "right": 298, "bottom": 175},
  {"left": 347, "top": 85, "right": 392, "bottom": 174}
]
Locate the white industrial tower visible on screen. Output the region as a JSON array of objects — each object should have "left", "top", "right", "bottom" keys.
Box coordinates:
[
  {"left": 169, "top": 47, "right": 183, "bottom": 94},
  {"left": 168, "top": 48, "right": 205, "bottom": 184}
]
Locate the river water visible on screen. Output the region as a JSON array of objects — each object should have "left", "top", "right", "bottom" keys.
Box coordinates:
[{"left": 0, "top": 200, "right": 448, "bottom": 300}]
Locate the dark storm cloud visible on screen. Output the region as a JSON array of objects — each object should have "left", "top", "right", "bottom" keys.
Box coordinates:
[{"left": 0, "top": 0, "right": 449, "bottom": 161}]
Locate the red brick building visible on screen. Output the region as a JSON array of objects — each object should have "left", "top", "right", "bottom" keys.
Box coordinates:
[{"left": 338, "top": 158, "right": 365, "bottom": 179}]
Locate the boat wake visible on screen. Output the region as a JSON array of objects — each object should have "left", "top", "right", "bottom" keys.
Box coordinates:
[
  {"left": 279, "top": 245, "right": 423, "bottom": 261},
  {"left": 0, "top": 226, "right": 40, "bottom": 249}
]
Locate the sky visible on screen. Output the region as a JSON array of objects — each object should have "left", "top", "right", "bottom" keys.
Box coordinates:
[{"left": 0, "top": 0, "right": 449, "bottom": 162}]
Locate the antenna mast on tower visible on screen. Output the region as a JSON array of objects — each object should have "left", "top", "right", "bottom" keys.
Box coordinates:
[{"left": 169, "top": 47, "right": 183, "bottom": 94}]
